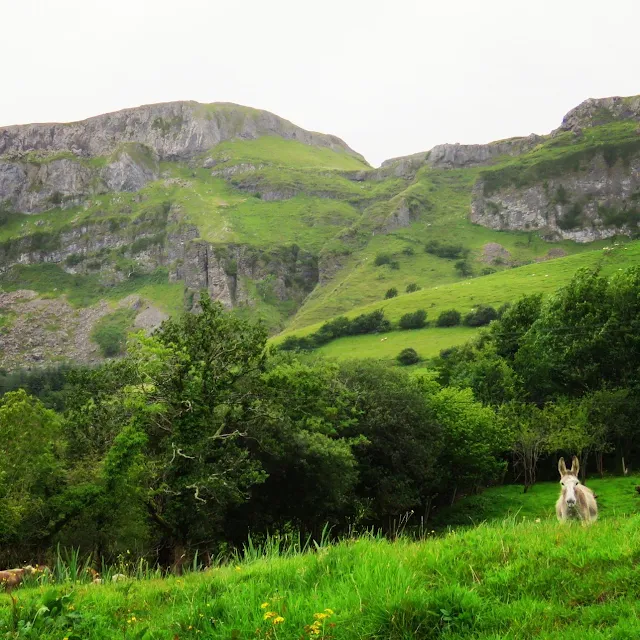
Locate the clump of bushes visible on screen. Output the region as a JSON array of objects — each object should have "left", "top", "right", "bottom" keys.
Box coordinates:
[
  {"left": 425, "top": 240, "right": 469, "bottom": 260},
  {"left": 397, "top": 347, "right": 420, "bottom": 365},
  {"left": 91, "top": 309, "right": 136, "bottom": 357},
  {"left": 374, "top": 253, "right": 392, "bottom": 266},
  {"left": 279, "top": 309, "right": 391, "bottom": 351},
  {"left": 463, "top": 305, "right": 498, "bottom": 327},
  {"left": 385, "top": 288, "right": 398, "bottom": 299},
  {"left": 436, "top": 309, "right": 461, "bottom": 327},
  {"left": 405, "top": 283, "right": 420, "bottom": 293},
  {"left": 399, "top": 309, "right": 427, "bottom": 330}
]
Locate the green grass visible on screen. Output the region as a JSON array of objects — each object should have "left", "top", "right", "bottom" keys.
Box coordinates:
[
  {"left": 278, "top": 240, "right": 640, "bottom": 357},
  {"left": 289, "top": 168, "right": 619, "bottom": 330},
  {"left": 480, "top": 121, "right": 640, "bottom": 195},
  {"left": 0, "top": 264, "right": 182, "bottom": 311},
  {"left": 314, "top": 326, "right": 478, "bottom": 362},
  {"left": 205, "top": 136, "right": 369, "bottom": 170},
  {"left": 431, "top": 474, "right": 640, "bottom": 529},
  {"left": 4, "top": 513, "right": 640, "bottom": 638}
]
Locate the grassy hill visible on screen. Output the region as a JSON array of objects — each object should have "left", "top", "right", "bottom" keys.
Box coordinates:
[
  {"left": 3, "top": 510, "right": 640, "bottom": 638},
  {"left": 2, "top": 102, "right": 640, "bottom": 368},
  {"left": 275, "top": 239, "right": 640, "bottom": 361}
]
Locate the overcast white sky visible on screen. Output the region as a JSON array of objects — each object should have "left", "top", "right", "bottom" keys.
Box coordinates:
[{"left": 3, "top": 0, "right": 639, "bottom": 166}]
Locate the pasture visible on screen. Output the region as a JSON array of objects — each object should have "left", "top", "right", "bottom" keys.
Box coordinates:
[{"left": 2, "top": 511, "right": 640, "bottom": 638}]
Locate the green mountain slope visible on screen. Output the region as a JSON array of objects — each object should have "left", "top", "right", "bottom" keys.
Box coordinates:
[
  {"left": 275, "top": 240, "right": 640, "bottom": 362},
  {"left": 1, "top": 97, "right": 639, "bottom": 369}
]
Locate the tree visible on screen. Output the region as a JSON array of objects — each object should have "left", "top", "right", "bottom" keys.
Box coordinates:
[
  {"left": 76, "top": 294, "right": 272, "bottom": 570},
  {"left": 455, "top": 259, "right": 473, "bottom": 277},
  {"left": 338, "top": 362, "right": 443, "bottom": 521},
  {"left": 399, "top": 310, "right": 427, "bottom": 330},
  {"left": 436, "top": 309, "right": 461, "bottom": 327},
  {"left": 426, "top": 385, "right": 508, "bottom": 502},
  {"left": 464, "top": 305, "right": 498, "bottom": 327},
  {"left": 397, "top": 348, "right": 420, "bottom": 365},
  {"left": 405, "top": 282, "right": 420, "bottom": 293},
  {"left": 0, "top": 390, "right": 65, "bottom": 563},
  {"left": 385, "top": 288, "right": 398, "bottom": 299},
  {"left": 501, "top": 402, "right": 549, "bottom": 492}
]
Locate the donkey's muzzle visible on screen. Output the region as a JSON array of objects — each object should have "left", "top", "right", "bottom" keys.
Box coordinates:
[{"left": 567, "top": 498, "right": 576, "bottom": 506}]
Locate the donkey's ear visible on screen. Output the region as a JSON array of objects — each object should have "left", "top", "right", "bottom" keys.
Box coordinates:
[
  {"left": 558, "top": 457, "right": 567, "bottom": 475},
  {"left": 571, "top": 456, "right": 580, "bottom": 475}
]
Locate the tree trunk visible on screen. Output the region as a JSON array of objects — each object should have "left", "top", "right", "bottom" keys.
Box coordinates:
[{"left": 172, "top": 544, "right": 187, "bottom": 575}]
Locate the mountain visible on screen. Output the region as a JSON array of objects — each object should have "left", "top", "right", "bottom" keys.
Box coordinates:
[{"left": 0, "top": 96, "right": 639, "bottom": 370}]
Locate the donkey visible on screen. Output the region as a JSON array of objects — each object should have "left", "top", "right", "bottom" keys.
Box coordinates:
[{"left": 555, "top": 456, "right": 598, "bottom": 524}]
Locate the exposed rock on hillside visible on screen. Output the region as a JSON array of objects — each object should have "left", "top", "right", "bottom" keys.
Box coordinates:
[
  {"left": 471, "top": 152, "right": 640, "bottom": 242},
  {"left": 0, "top": 101, "right": 362, "bottom": 163},
  {"left": 556, "top": 96, "right": 640, "bottom": 133}
]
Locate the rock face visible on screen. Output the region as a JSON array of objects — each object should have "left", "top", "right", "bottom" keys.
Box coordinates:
[
  {"left": 0, "top": 102, "right": 364, "bottom": 214},
  {"left": 556, "top": 96, "right": 640, "bottom": 133},
  {"left": 471, "top": 152, "right": 640, "bottom": 242},
  {"left": 379, "top": 135, "right": 543, "bottom": 172},
  {"left": 0, "top": 101, "right": 362, "bottom": 162}
]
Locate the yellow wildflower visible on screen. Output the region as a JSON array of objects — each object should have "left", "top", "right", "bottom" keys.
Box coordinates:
[
  {"left": 324, "top": 608, "right": 334, "bottom": 615},
  {"left": 273, "top": 616, "right": 285, "bottom": 625},
  {"left": 260, "top": 602, "right": 270, "bottom": 609},
  {"left": 313, "top": 612, "right": 329, "bottom": 620},
  {"left": 263, "top": 611, "right": 277, "bottom": 620}
]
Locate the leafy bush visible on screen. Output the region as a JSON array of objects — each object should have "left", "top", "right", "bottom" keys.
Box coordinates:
[
  {"left": 397, "top": 348, "right": 420, "bottom": 365},
  {"left": 91, "top": 309, "right": 136, "bottom": 357},
  {"left": 374, "top": 253, "right": 392, "bottom": 266},
  {"left": 455, "top": 259, "right": 473, "bottom": 277},
  {"left": 463, "top": 305, "right": 499, "bottom": 327},
  {"left": 425, "top": 240, "right": 469, "bottom": 260},
  {"left": 437, "top": 309, "right": 462, "bottom": 327},
  {"left": 402, "top": 246, "right": 415, "bottom": 256},
  {"left": 399, "top": 309, "right": 427, "bottom": 330},
  {"left": 406, "top": 282, "right": 420, "bottom": 293},
  {"left": 385, "top": 288, "right": 398, "bottom": 299},
  {"left": 279, "top": 310, "right": 391, "bottom": 351},
  {"left": 390, "top": 261, "right": 400, "bottom": 270}
]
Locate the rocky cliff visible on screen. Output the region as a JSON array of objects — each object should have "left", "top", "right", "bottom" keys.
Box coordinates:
[{"left": 0, "top": 102, "right": 364, "bottom": 214}]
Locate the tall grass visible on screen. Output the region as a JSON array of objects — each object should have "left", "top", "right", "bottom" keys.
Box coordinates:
[{"left": 4, "top": 514, "right": 640, "bottom": 638}]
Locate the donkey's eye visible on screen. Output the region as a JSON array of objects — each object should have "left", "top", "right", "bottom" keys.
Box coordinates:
[{"left": 561, "top": 482, "right": 565, "bottom": 486}]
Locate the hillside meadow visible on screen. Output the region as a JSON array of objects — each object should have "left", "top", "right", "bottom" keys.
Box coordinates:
[{"left": 275, "top": 240, "right": 640, "bottom": 360}]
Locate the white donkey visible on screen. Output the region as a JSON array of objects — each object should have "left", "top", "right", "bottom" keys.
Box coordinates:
[{"left": 555, "top": 456, "right": 598, "bottom": 524}]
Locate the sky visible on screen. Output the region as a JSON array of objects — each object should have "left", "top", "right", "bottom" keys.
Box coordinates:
[{"left": 3, "top": 0, "right": 639, "bottom": 167}]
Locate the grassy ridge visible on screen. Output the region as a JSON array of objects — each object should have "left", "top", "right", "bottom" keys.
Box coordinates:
[
  {"left": 290, "top": 168, "right": 619, "bottom": 330},
  {"left": 277, "top": 241, "right": 640, "bottom": 358},
  {"left": 4, "top": 514, "right": 640, "bottom": 638}
]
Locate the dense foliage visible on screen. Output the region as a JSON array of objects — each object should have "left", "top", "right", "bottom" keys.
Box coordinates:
[
  {"left": 3, "top": 265, "right": 640, "bottom": 569},
  {"left": 0, "top": 294, "right": 504, "bottom": 567}
]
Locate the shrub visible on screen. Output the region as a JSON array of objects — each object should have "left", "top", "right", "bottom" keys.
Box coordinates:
[
  {"left": 425, "top": 240, "right": 469, "bottom": 260},
  {"left": 349, "top": 309, "right": 391, "bottom": 335},
  {"left": 385, "top": 288, "right": 398, "bottom": 299},
  {"left": 405, "top": 283, "right": 420, "bottom": 293},
  {"left": 402, "top": 246, "right": 415, "bottom": 256},
  {"left": 390, "top": 261, "right": 400, "bottom": 270},
  {"left": 455, "top": 259, "right": 473, "bottom": 277},
  {"left": 91, "top": 309, "right": 136, "bottom": 357},
  {"left": 397, "top": 348, "right": 420, "bottom": 365},
  {"left": 374, "top": 253, "right": 392, "bottom": 266},
  {"left": 399, "top": 309, "right": 427, "bottom": 330},
  {"left": 464, "top": 305, "right": 498, "bottom": 327},
  {"left": 278, "top": 335, "right": 314, "bottom": 351},
  {"left": 437, "top": 309, "right": 462, "bottom": 327}
]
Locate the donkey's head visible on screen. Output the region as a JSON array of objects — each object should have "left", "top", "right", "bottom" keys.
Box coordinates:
[{"left": 558, "top": 456, "right": 581, "bottom": 507}]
